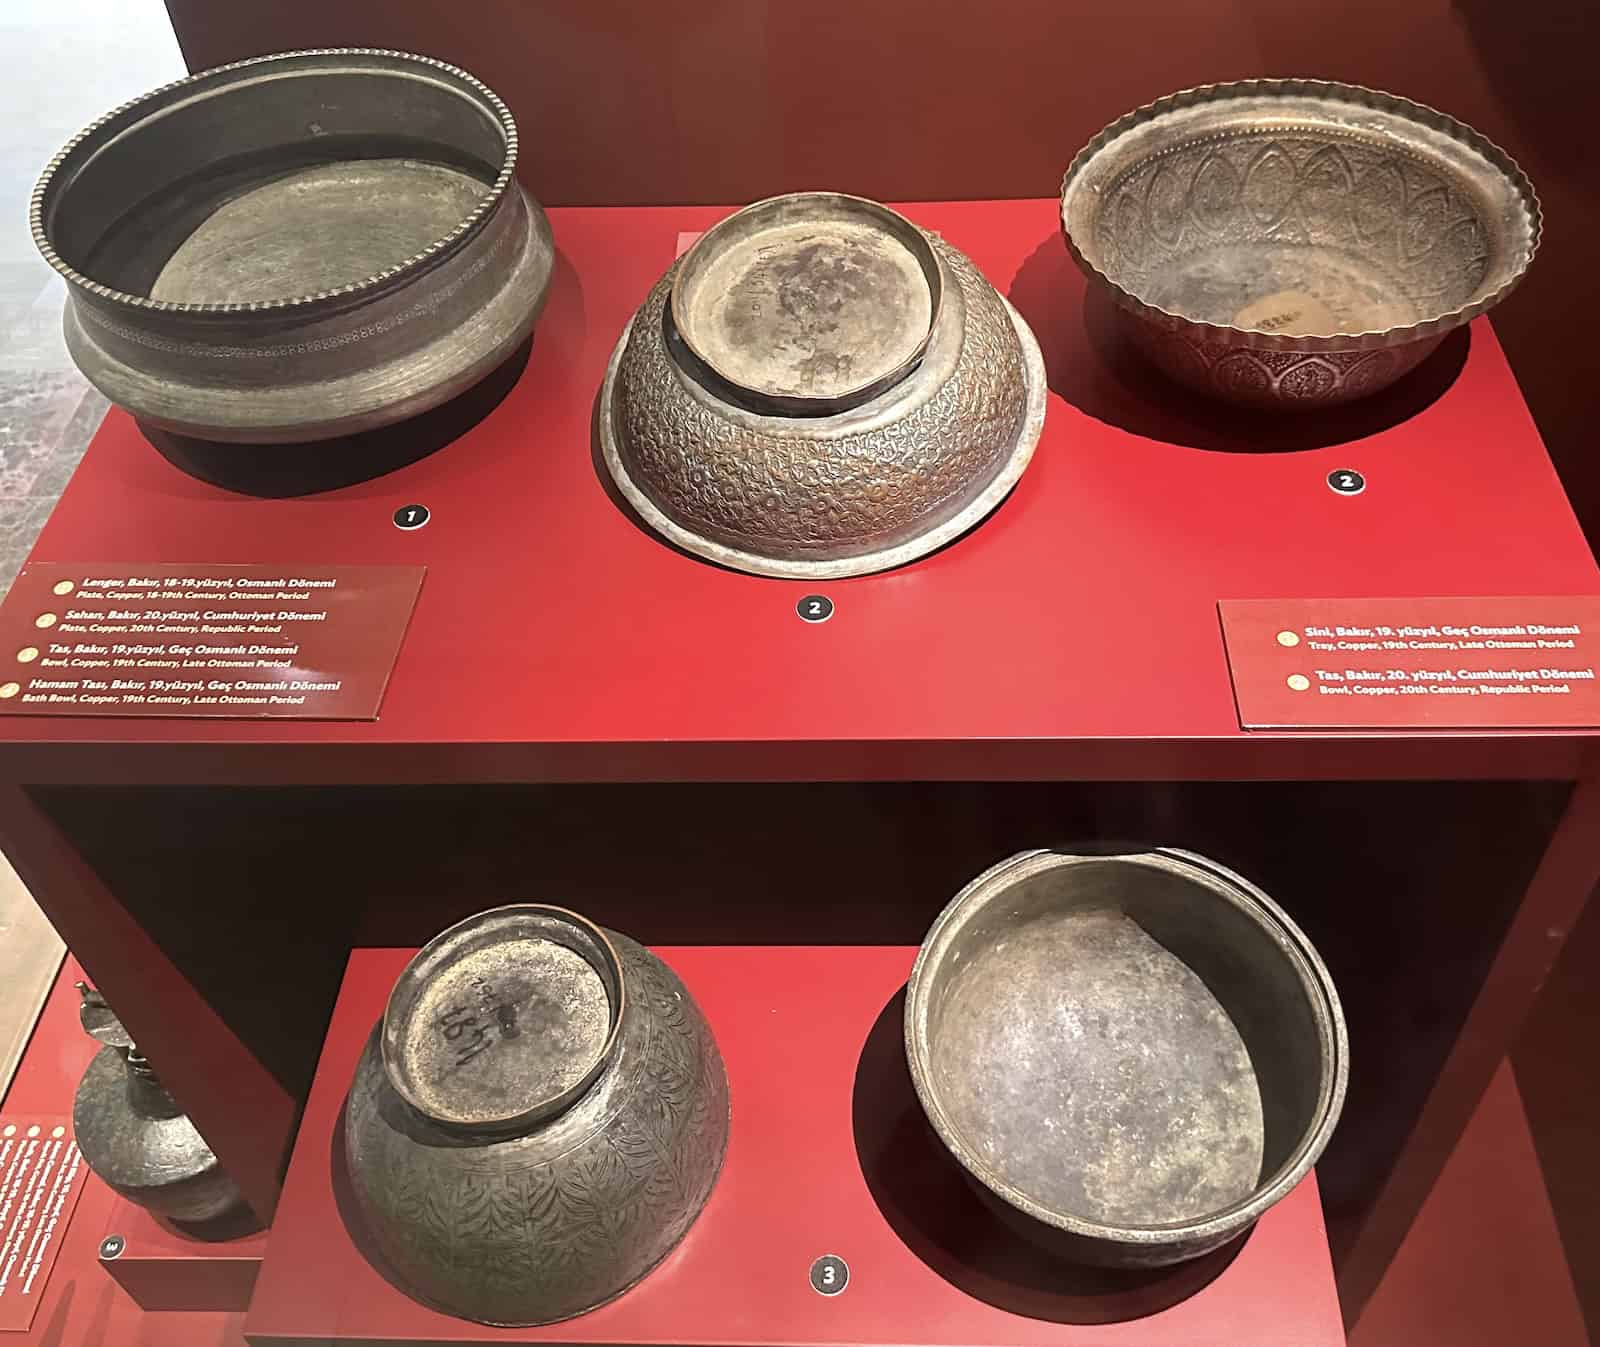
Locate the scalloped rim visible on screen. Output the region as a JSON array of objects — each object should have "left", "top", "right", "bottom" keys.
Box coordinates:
[
  {"left": 31, "top": 47, "right": 518, "bottom": 316},
  {"left": 1059, "top": 78, "right": 1544, "bottom": 352}
]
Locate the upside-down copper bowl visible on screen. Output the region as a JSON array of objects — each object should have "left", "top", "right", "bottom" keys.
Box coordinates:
[
  {"left": 1060, "top": 80, "right": 1541, "bottom": 407},
  {"left": 600, "top": 192, "right": 1046, "bottom": 579}
]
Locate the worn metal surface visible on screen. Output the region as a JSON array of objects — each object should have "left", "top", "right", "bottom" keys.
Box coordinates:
[
  {"left": 31, "top": 48, "right": 555, "bottom": 444},
  {"left": 906, "top": 849, "right": 1348, "bottom": 1267},
  {"left": 345, "top": 905, "right": 729, "bottom": 1326},
  {"left": 1060, "top": 80, "right": 1541, "bottom": 407},
  {"left": 71, "top": 983, "right": 250, "bottom": 1227},
  {"left": 671, "top": 194, "right": 941, "bottom": 414},
  {"left": 602, "top": 197, "right": 1045, "bottom": 579}
]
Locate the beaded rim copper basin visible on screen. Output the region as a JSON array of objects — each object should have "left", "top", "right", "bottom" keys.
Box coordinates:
[
  {"left": 28, "top": 48, "right": 554, "bottom": 444},
  {"left": 31, "top": 48, "right": 519, "bottom": 315},
  {"left": 1059, "top": 81, "right": 1540, "bottom": 407},
  {"left": 905, "top": 849, "right": 1349, "bottom": 1266}
]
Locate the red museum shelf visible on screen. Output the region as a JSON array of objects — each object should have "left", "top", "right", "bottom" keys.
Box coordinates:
[
  {"left": 100, "top": 1198, "right": 267, "bottom": 1312},
  {"left": 247, "top": 945, "right": 1346, "bottom": 1347},
  {"left": 0, "top": 199, "right": 1594, "bottom": 786},
  {"left": 1, "top": 199, "right": 1596, "bottom": 1329},
  {"left": 0, "top": 958, "right": 250, "bottom": 1347}
]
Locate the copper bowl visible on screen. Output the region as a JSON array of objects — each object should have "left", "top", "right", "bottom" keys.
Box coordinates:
[
  {"left": 905, "top": 849, "right": 1348, "bottom": 1267},
  {"left": 1060, "top": 80, "right": 1541, "bottom": 407},
  {"left": 33, "top": 49, "right": 554, "bottom": 444},
  {"left": 600, "top": 193, "right": 1046, "bottom": 579}
]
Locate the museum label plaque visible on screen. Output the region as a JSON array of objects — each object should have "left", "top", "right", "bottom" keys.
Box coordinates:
[
  {"left": 0, "top": 564, "right": 424, "bottom": 720},
  {"left": 0, "top": 1116, "right": 84, "bottom": 1332},
  {"left": 1220, "top": 597, "right": 1600, "bottom": 730}
]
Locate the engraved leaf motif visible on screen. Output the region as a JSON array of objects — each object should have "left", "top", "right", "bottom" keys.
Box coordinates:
[
  {"left": 1400, "top": 186, "right": 1451, "bottom": 262},
  {"left": 456, "top": 1172, "right": 491, "bottom": 1233},
  {"left": 387, "top": 1158, "right": 426, "bottom": 1231},
  {"left": 422, "top": 1181, "right": 455, "bottom": 1253},
  {"left": 489, "top": 1171, "right": 526, "bottom": 1242},
  {"left": 1215, "top": 352, "right": 1275, "bottom": 400},
  {"left": 1190, "top": 152, "right": 1242, "bottom": 235},
  {"left": 1352, "top": 161, "right": 1405, "bottom": 244},
  {"left": 1300, "top": 146, "right": 1353, "bottom": 236},
  {"left": 1241, "top": 143, "right": 1296, "bottom": 231},
  {"left": 523, "top": 1163, "right": 559, "bottom": 1226},
  {"left": 609, "top": 1124, "right": 661, "bottom": 1177},
  {"left": 1145, "top": 162, "right": 1187, "bottom": 247},
  {"left": 1277, "top": 359, "right": 1339, "bottom": 401},
  {"left": 1110, "top": 191, "right": 1147, "bottom": 268}
]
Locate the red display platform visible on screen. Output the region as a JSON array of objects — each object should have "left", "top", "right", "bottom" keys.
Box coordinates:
[
  {"left": 100, "top": 1198, "right": 266, "bottom": 1312},
  {"left": 0, "top": 199, "right": 1593, "bottom": 786},
  {"left": 3, "top": 199, "right": 1597, "bottom": 1330},
  {"left": 247, "top": 946, "right": 1345, "bottom": 1347}
]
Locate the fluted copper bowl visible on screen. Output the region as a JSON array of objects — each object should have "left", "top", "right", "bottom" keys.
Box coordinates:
[
  {"left": 906, "top": 849, "right": 1348, "bottom": 1267},
  {"left": 1060, "top": 80, "right": 1541, "bottom": 407},
  {"left": 600, "top": 193, "right": 1046, "bottom": 579}
]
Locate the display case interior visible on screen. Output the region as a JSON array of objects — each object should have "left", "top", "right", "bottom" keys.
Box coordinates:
[
  {"left": 31, "top": 776, "right": 1567, "bottom": 1282},
  {"left": 2, "top": 194, "right": 1595, "bottom": 1338}
]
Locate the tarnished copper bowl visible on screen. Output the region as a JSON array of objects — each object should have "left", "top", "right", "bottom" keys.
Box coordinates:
[
  {"left": 32, "top": 49, "right": 554, "bottom": 443},
  {"left": 600, "top": 192, "right": 1046, "bottom": 579},
  {"left": 344, "top": 906, "right": 729, "bottom": 1326},
  {"left": 906, "top": 849, "right": 1347, "bottom": 1267},
  {"left": 1060, "top": 80, "right": 1541, "bottom": 407}
]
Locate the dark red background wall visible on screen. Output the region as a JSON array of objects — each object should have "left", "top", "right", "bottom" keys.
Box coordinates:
[{"left": 161, "top": 0, "right": 1598, "bottom": 545}]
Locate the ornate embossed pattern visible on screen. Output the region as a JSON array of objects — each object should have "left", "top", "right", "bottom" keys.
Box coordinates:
[
  {"left": 345, "top": 935, "right": 729, "bottom": 1326},
  {"left": 1096, "top": 133, "right": 1480, "bottom": 406},
  {"left": 613, "top": 240, "right": 1028, "bottom": 559},
  {"left": 1127, "top": 324, "right": 1442, "bottom": 408},
  {"left": 1098, "top": 134, "right": 1491, "bottom": 312}
]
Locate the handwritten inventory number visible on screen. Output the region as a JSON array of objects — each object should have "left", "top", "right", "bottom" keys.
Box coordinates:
[{"left": 437, "top": 976, "right": 514, "bottom": 1067}]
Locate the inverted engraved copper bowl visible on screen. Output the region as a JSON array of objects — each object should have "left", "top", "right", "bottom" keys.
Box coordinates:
[
  {"left": 344, "top": 905, "right": 729, "bottom": 1326},
  {"left": 1060, "top": 80, "right": 1541, "bottom": 407},
  {"left": 32, "top": 49, "right": 554, "bottom": 443},
  {"left": 600, "top": 192, "right": 1046, "bottom": 579},
  {"left": 906, "top": 849, "right": 1347, "bottom": 1267}
]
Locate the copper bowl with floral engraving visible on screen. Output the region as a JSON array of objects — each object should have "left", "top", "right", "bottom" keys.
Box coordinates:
[{"left": 1060, "top": 80, "right": 1541, "bottom": 407}]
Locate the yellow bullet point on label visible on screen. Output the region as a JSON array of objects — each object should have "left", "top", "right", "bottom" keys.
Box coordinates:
[
  {"left": 34, "top": 613, "right": 57, "bottom": 629},
  {"left": 1276, "top": 630, "right": 1301, "bottom": 648},
  {"left": 1287, "top": 674, "right": 1311, "bottom": 692},
  {"left": 16, "top": 647, "right": 37, "bottom": 663},
  {"left": 52, "top": 580, "right": 74, "bottom": 596},
  {"left": 0, "top": 683, "right": 20, "bottom": 699}
]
